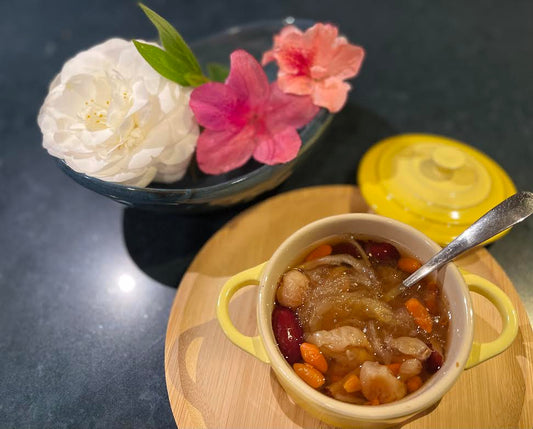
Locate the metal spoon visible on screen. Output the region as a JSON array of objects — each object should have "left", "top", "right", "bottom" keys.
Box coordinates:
[{"left": 395, "top": 191, "right": 533, "bottom": 295}]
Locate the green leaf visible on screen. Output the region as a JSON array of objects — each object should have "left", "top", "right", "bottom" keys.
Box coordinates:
[
  {"left": 206, "top": 62, "right": 230, "bottom": 82},
  {"left": 184, "top": 72, "right": 209, "bottom": 87},
  {"left": 138, "top": 3, "right": 202, "bottom": 74},
  {"left": 133, "top": 40, "right": 191, "bottom": 86}
]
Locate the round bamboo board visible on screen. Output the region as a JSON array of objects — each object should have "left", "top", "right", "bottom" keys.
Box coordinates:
[{"left": 165, "top": 185, "right": 533, "bottom": 428}]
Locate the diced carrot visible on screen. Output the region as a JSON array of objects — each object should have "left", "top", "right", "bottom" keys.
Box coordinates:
[
  {"left": 300, "top": 342, "right": 328, "bottom": 373},
  {"left": 406, "top": 375, "right": 423, "bottom": 393},
  {"left": 293, "top": 362, "right": 326, "bottom": 389},
  {"left": 343, "top": 374, "right": 362, "bottom": 393},
  {"left": 304, "top": 244, "right": 333, "bottom": 262},
  {"left": 405, "top": 297, "right": 433, "bottom": 333},
  {"left": 365, "top": 398, "right": 380, "bottom": 406},
  {"left": 388, "top": 363, "right": 402, "bottom": 377},
  {"left": 397, "top": 257, "right": 422, "bottom": 274}
]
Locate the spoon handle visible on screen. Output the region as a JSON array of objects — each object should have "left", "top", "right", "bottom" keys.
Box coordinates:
[{"left": 402, "top": 191, "right": 533, "bottom": 288}]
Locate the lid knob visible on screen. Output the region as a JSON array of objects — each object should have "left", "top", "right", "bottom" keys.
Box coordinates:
[
  {"left": 432, "top": 146, "right": 466, "bottom": 171},
  {"left": 357, "top": 134, "right": 517, "bottom": 245}
]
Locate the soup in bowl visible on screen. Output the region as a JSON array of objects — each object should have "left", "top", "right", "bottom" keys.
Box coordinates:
[
  {"left": 217, "top": 214, "right": 517, "bottom": 428},
  {"left": 273, "top": 234, "right": 448, "bottom": 406}
]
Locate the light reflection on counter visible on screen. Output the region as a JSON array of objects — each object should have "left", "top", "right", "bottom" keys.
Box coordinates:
[{"left": 118, "top": 273, "right": 136, "bottom": 293}]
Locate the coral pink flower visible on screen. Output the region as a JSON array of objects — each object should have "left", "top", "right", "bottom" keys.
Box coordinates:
[
  {"left": 190, "top": 49, "right": 318, "bottom": 174},
  {"left": 262, "top": 23, "right": 365, "bottom": 113}
]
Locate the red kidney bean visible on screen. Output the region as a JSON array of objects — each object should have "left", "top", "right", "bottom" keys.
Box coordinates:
[
  {"left": 272, "top": 305, "right": 304, "bottom": 364},
  {"left": 364, "top": 241, "right": 400, "bottom": 263},
  {"left": 424, "top": 350, "right": 443, "bottom": 373},
  {"left": 331, "top": 242, "right": 362, "bottom": 259}
]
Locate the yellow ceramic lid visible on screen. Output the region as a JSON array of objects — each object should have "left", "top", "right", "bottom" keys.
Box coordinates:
[{"left": 357, "top": 134, "right": 517, "bottom": 245}]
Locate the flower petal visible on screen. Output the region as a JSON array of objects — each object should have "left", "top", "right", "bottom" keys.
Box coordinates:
[
  {"left": 253, "top": 127, "right": 301, "bottom": 165},
  {"left": 275, "top": 43, "right": 311, "bottom": 75},
  {"left": 266, "top": 23, "right": 365, "bottom": 114},
  {"left": 189, "top": 82, "right": 247, "bottom": 131},
  {"left": 327, "top": 44, "right": 365, "bottom": 80},
  {"left": 226, "top": 50, "right": 270, "bottom": 109},
  {"left": 262, "top": 25, "right": 304, "bottom": 66},
  {"left": 261, "top": 49, "right": 276, "bottom": 65},
  {"left": 196, "top": 125, "right": 256, "bottom": 174},
  {"left": 38, "top": 37, "right": 200, "bottom": 187},
  {"left": 277, "top": 73, "right": 314, "bottom": 96},
  {"left": 312, "top": 78, "right": 351, "bottom": 113},
  {"left": 154, "top": 133, "right": 198, "bottom": 183},
  {"left": 306, "top": 23, "right": 340, "bottom": 69},
  {"left": 127, "top": 146, "right": 165, "bottom": 169},
  {"left": 265, "top": 83, "right": 318, "bottom": 132}
]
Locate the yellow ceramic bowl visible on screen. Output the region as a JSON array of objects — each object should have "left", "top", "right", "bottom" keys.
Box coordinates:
[{"left": 217, "top": 214, "right": 518, "bottom": 428}]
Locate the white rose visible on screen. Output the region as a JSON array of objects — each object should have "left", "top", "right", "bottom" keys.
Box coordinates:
[{"left": 37, "top": 38, "right": 199, "bottom": 187}]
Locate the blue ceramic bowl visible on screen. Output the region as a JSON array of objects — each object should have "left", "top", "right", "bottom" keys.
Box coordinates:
[{"left": 57, "top": 18, "right": 333, "bottom": 213}]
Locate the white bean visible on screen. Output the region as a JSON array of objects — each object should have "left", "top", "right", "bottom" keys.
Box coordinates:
[
  {"left": 399, "top": 358, "right": 422, "bottom": 380},
  {"left": 306, "top": 325, "right": 371, "bottom": 352},
  {"left": 360, "top": 361, "right": 407, "bottom": 404},
  {"left": 389, "top": 337, "right": 431, "bottom": 360},
  {"left": 276, "top": 269, "right": 309, "bottom": 308}
]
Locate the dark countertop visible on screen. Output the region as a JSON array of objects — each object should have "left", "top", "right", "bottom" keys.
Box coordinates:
[{"left": 1, "top": 0, "right": 532, "bottom": 427}]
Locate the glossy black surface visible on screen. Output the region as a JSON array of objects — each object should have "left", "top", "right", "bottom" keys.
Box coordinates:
[{"left": 2, "top": 0, "right": 532, "bottom": 427}]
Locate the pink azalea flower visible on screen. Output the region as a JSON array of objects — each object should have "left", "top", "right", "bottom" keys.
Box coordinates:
[
  {"left": 189, "top": 49, "right": 319, "bottom": 175},
  {"left": 262, "top": 23, "right": 365, "bottom": 113}
]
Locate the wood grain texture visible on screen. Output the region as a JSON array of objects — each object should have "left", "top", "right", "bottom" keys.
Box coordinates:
[{"left": 165, "top": 185, "right": 533, "bottom": 428}]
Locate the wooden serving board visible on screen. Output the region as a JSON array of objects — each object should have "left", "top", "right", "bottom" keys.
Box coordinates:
[{"left": 165, "top": 185, "right": 533, "bottom": 428}]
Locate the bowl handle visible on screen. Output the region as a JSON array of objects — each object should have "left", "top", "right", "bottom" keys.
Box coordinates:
[
  {"left": 460, "top": 269, "right": 519, "bottom": 369},
  {"left": 216, "top": 262, "right": 270, "bottom": 364}
]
